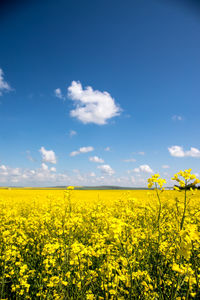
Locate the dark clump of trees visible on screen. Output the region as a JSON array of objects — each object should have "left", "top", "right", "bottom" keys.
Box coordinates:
[{"left": 174, "top": 184, "right": 200, "bottom": 190}]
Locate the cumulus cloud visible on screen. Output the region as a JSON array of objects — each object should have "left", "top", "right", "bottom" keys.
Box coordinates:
[
  {"left": 98, "top": 164, "right": 115, "bottom": 176},
  {"left": 0, "top": 163, "right": 174, "bottom": 187},
  {"left": 186, "top": 148, "right": 200, "bottom": 157},
  {"left": 168, "top": 146, "right": 185, "bottom": 157},
  {"left": 168, "top": 146, "right": 200, "bottom": 158},
  {"left": 0, "top": 68, "right": 12, "bottom": 96},
  {"left": 0, "top": 165, "right": 7, "bottom": 171},
  {"left": 69, "top": 130, "right": 77, "bottom": 137},
  {"left": 89, "top": 156, "right": 104, "bottom": 163},
  {"left": 67, "top": 81, "right": 121, "bottom": 125},
  {"left": 54, "top": 88, "right": 64, "bottom": 99},
  {"left": 70, "top": 146, "right": 94, "bottom": 157},
  {"left": 10, "top": 168, "right": 21, "bottom": 176},
  {"left": 89, "top": 172, "right": 96, "bottom": 177},
  {"left": 133, "top": 164, "right": 153, "bottom": 173},
  {"left": 0, "top": 165, "right": 106, "bottom": 186},
  {"left": 0, "top": 165, "right": 20, "bottom": 180},
  {"left": 0, "top": 164, "right": 65, "bottom": 186},
  {"left": 39, "top": 146, "right": 57, "bottom": 164},
  {"left": 41, "top": 163, "right": 48, "bottom": 171},
  {"left": 131, "top": 176, "right": 136, "bottom": 184}
]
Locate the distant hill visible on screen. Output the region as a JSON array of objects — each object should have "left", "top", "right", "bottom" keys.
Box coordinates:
[
  {"left": 0, "top": 185, "right": 174, "bottom": 190},
  {"left": 51, "top": 185, "right": 150, "bottom": 190}
]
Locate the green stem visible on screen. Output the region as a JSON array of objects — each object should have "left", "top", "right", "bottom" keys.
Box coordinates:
[
  {"left": 173, "top": 274, "right": 181, "bottom": 300},
  {"left": 155, "top": 184, "right": 164, "bottom": 298},
  {"left": 155, "top": 184, "right": 161, "bottom": 243},
  {"left": 180, "top": 180, "right": 187, "bottom": 230},
  {"left": 192, "top": 242, "right": 199, "bottom": 295}
]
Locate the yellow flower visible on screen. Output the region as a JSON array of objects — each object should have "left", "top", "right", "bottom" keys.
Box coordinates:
[
  {"left": 172, "top": 264, "right": 185, "bottom": 274},
  {"left": 147, "top": 174, "right": 166, "bottom": 188},
  {"left": 172, "top": 169, "right": 200, "bottom": 188},
  {"left": 174, "top": 186, "right": 180, "bottom": 191},
  {"left": 67, "top": 186, "right": 74, "bottom": 190}
]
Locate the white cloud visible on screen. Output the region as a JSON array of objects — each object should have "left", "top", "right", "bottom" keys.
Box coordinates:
[
  {"left": 89, "top": 172, "right": 96, "bottom": 177},
  {"left": 70, "top": 146, "right": 94, "bottom": 157},
  {"left": 162, "top": 165, "right": 170, "bottom": 169},
  {"left": 78, "top": 146, "right": 94, "bottom": 153},
  {"left": 39, "top": 146, "right": 57, "bottom": 164},
  {"left": 133, "top": 164, "right": 153, "bottom": 173},
  {"left": 172, "top": 115, "right": 183, "bottom": 121},
  {"left": 168, "top": 146, "right": 185, "bottom": 157},
  {"left": 104, "top": 147, "right": 111, "bottom": 151},
  {"left": 69, "top": 130, "right": 77, "bottom": 137},
  {"left": 98, "top": 164, "right": 115, "bottom": 176},
  {"left": 50, "top": 167, "right": 56, "bottom": 172},
  {"left": 168, "top": 146, "right": 200, "bottom": 158},
  {"left": 54, "top": 88, "right": 64, "bottom": 99},
  {"left": 123, "top": 158, "right": 136, "bottom": 162},
  {"left": 0, "top": 165, "right": 20, "bottom": 180},
  {"left": 68, "top": 81, "right": 121, "bottom": 125},
  {"left": 10, "top": 168, "right": 21, "bottom": 176},
  {"left": 0, "top": 165, "right": 7, "bottom": 171},
  {"left": 89, "top": 156, "right": 104, "bottom": 163},
  {"left": 41, "top": 163, "right": 48, "bottom": 171},
  {"left": 131, "top": 176, "right": 136, "bottom": 184},
  {"left": 0, "top": 68, "right": 12, "bottom": 96},
  {"left": 0, "top": 165, "right": 63, "bottom": 185},
  {"left": 186, "top": 147, "right": 200, "bottom": 157},
  {"left": 70, "top": 151, "right": 79, "bottom": 157},
  {"left": 0, "top": 163, "right": 178, "bottom": 187}
]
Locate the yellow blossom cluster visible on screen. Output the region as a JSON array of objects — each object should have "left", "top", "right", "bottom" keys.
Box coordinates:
[
  {"left": 171, "top": 169, "right": 200, "bottom": 188},
  {"left": 147, "top": 174, "right": 166, "bottom": 188},
  {"left": 0, "top": 179, "right": 199, "bottom": 299}
]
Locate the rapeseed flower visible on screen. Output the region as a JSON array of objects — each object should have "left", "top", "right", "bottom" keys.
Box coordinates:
[{"left": 0, "top": 179, "right": 199, "bottom": 299}]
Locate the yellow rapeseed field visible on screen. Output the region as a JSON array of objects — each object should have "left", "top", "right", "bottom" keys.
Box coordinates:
[{"left": 0, "top": 169, "right": 200, "bottom": 299}]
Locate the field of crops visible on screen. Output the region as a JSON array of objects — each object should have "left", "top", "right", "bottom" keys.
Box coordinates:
[{"left": 0, "top": 171, "right": 200, "bottom": 299}]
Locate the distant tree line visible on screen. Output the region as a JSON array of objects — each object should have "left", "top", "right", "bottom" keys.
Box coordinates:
[{"left": 174, "top": 184, "right": 200, "bottom": 190}]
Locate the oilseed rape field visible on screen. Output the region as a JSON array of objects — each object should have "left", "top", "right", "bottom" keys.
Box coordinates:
[{"left": 0, "top": 170, "right": 200, "bottom": 299}]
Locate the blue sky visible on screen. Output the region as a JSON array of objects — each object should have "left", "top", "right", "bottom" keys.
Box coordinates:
[{"left": 0, "top": 0, "right": 200, "bottom": 186}]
